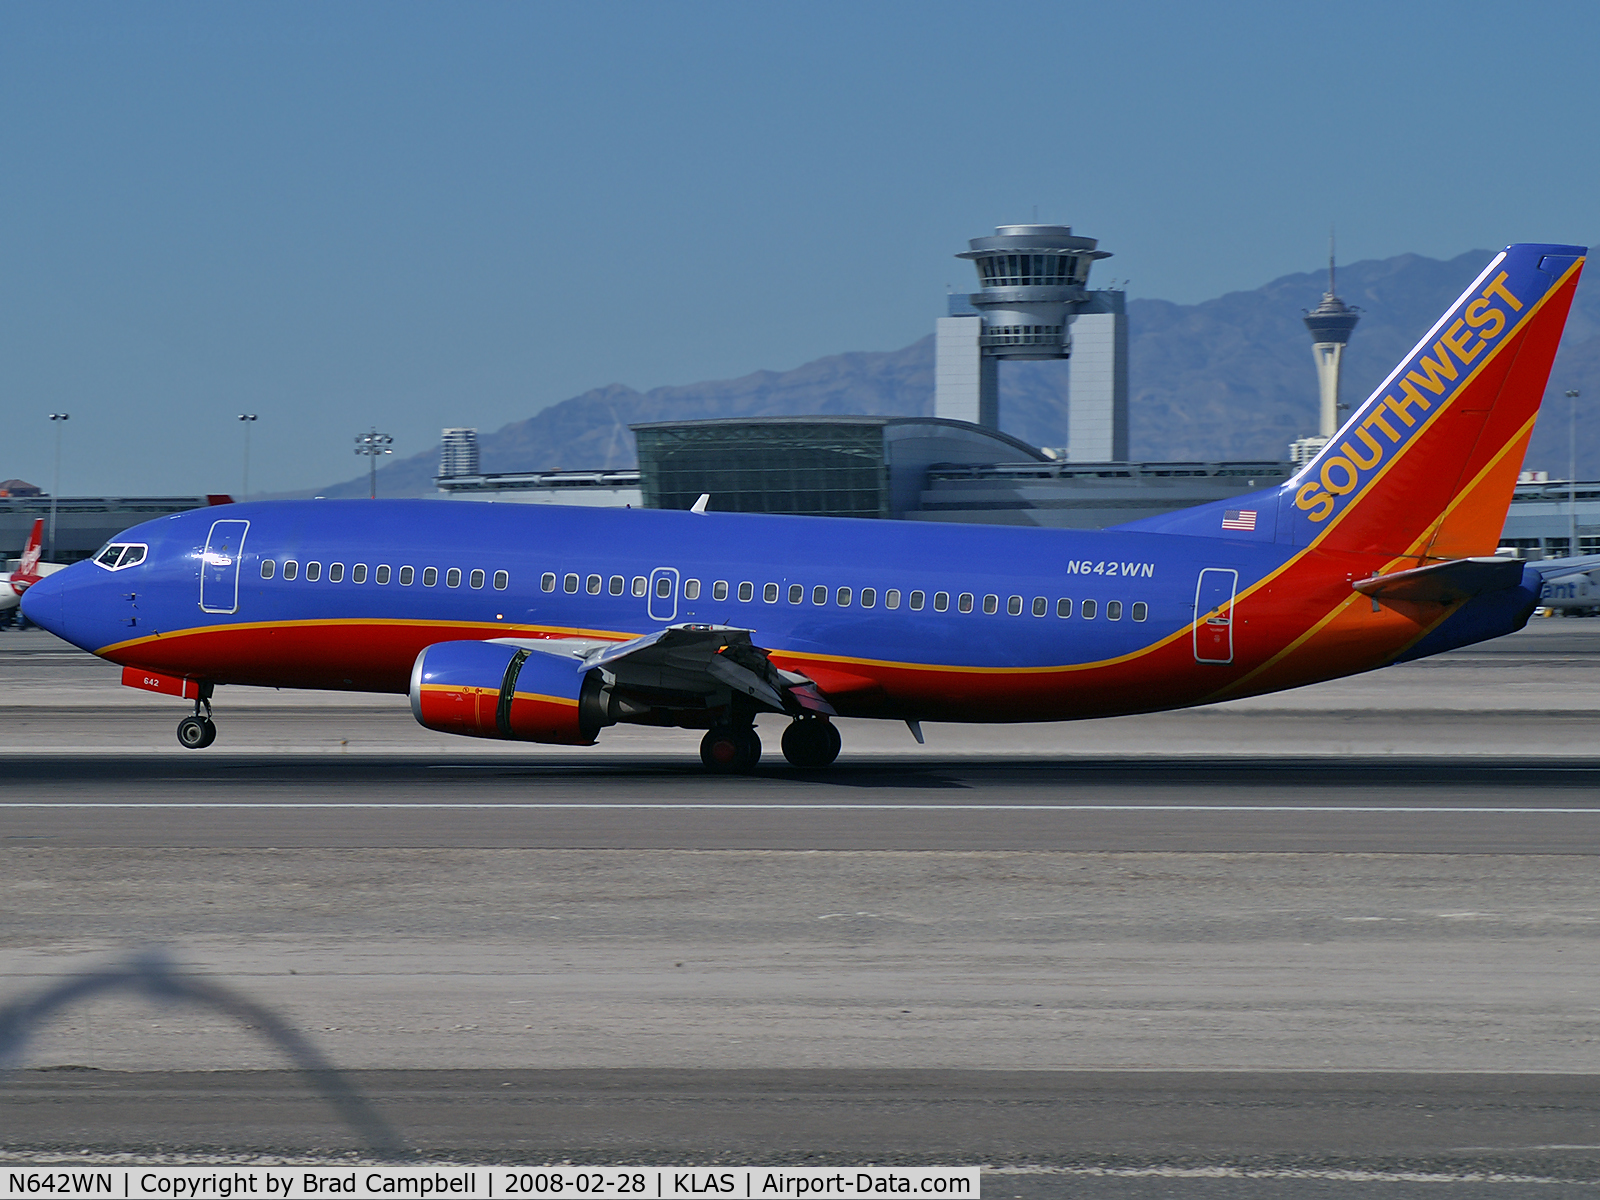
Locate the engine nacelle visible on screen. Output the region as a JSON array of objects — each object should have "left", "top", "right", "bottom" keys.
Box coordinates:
[{"left": 409, "top": 640, "right": 609, "bottom": 745}]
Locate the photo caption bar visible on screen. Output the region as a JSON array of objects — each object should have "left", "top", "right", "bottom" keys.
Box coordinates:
[{"left": 0, "top": 1167, "right": 980, "bottom": 1200}]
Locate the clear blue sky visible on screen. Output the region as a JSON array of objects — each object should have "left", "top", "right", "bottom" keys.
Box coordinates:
[{"left": 3, "top": 1, "right": 1596, "bottom": 496}]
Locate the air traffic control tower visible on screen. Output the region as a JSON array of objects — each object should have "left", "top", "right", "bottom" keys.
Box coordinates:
[{"left": 934, "top": 224, "right": 1126, "bottom": 461}]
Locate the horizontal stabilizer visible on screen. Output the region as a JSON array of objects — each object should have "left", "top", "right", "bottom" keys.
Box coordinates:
[{"left": 1351, "top": 556, "right": 1524, "bottom": 605}]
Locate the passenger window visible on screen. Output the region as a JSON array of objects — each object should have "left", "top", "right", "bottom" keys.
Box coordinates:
[
  {"left": 1007, "top": 595, "right": 1022, "bottom": 616},
  {"left": 1132, "top": 602, "right": 1148, "bottom": 621},
  {"left": 306, "top": 562, "right": 322, "bottom": 582},
  {"left": 376, "top": 565, "right": 392, "bottom": 584},
  {"left": 764, "top": 583, "right": 779, "bottom": 603},
  {"left": 260, "top": 559, "right": 275, "bottom": 579},
  {"left": 1081, "top": 599, "right": 1097, "bottom": 619},
  {"left": 934, "top": 592, "right": 950, "bottom": 612},
  {"left": 446, "top": 568, "right": 462, "bottom": 588},
  {"left": 564, "top": 573, "right": 579, "bottom": 593},
  {"left": 494, "top": 570, "right": 509, "bottom": 591},
  {"left": 120, "top": 545, "right": 146, "bottom": 567},
  {"left": 399, "top": 566, "right": 413, "bottom": 585},
  {"left": 860, "top": 587, "right": 876, "bottom": 608},
  {"left": 884, "top": 589, "right": 898, "bottom": 609},
  {"left": 713, "top": 581, "right": 729, "bottom": 601},
  {"left": 352, "top": 564, "right": 368, "bottom": 584},
  {"left": 788, "top": 584, "right": 803, "bottom": 604},
  {"left": 283, "top": 561, "right": 299, "bottom": 580},
  {"left": 609, "top": 575, "right": 624, "bottom": 595},
  {"left": 908, "top": 590, "right": 923, "bottom": 611},
  {"left": 1106, "top": 600, "right": 1123, "bottom": 620},
  {"left": 684, "top": 579, "right": 701, "bottom": 600},
  {"left": 422, "top": 567, "right": 437, "bottom": 586},
  {"left": 471, "top": 569, "right": 486, "bottom": 590},
  {"left": 541, "top": 572, "right": 556, "bottom": 592},
  {"left": 812, "top": 585, "right": 827, "bottom": 605},
  {"left": 328, "top": 563, "right": 345, "bottom": 583},
  {"left": 632, "top": 576, "right": 647, "bottom": 596},
  {"left": 586, "top": 574, "right": 601, "bottom": 594},
  {"left": 1032, "top": 597, "right": 1047, "bottom": 617},
  {"left": 983, "top": 595, "right": 999, "bottom": 615},
  {"left": 836, "top": 587, "right": 852, "bottom": 607},
  {"left": 656, "top": 576, "right": 672, "bottom": 598},
  {"left": 1057, "top": 598, "right": 1071, "bottom": 618},
  {"left": 738, "top": 582, "right": 754, "bottom": 602},
  {"left": 958, "top": 593, "right": 974, "bottom": 613}
]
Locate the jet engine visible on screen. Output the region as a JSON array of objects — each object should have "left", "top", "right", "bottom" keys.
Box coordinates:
[{"left": 409, "top": 640, "right": 611, "bottom": 745}]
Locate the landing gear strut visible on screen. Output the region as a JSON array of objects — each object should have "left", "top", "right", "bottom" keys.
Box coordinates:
[
  {"left": 700, "top": 724, "right": 761, "bottom": 772},
  {"left": 176, "top": 683, "right": 217, "bottom": 749},
  {"left": 781, "top": 716, "right": 840, "bottom": 768}
]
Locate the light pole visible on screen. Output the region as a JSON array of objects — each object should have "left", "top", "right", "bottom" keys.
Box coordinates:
[
  {"left": 238, "top": 415, "right": 257, "bottom": 500},
  {"left": 1568, "top": 389, "right": 1581, "bottom": 558},
  {"left": 354, "top": 428, "right": 393, "bottom": 499},
  {"left": 47, "top": 413, "right": 68, "bottom": 562}
]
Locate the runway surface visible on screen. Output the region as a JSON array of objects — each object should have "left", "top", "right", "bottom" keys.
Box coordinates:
[
  {"left": 9, "top": 754, "right": 1600, "bottom": 852},
  {"left": 6, "top": 622, "right": 1600, "bottom": 1192}
]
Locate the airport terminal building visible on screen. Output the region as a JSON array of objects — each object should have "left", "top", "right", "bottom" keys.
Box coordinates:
[
  {"left": 1, "top": 494, "right": 234, "bottom": 565},
  {"left": 436, "top": 416, "right": 1287, "bottom": 528}
]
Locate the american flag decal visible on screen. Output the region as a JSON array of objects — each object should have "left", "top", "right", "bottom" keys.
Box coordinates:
[{"left": 1221, "top": 509, "right": 1258, "bottom": 531}]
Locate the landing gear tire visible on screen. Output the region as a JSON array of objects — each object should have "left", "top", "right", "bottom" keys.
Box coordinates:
[
  {"left": 177, "top": 715, "right": 215, "bottom": 749},
  {"left": 701, "top": 725, "right": 761, "bottom": 772},
  {"left": 781, "top": 717, "right": 841, "bottom": 768}
]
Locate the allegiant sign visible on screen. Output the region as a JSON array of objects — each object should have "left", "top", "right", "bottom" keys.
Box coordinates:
[{"left": 1293, "top": 265, "right": 1527, "bottom": 524}]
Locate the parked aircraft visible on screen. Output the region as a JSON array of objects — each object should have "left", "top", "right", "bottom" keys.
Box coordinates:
[
  {"left": 21, "top": 244, "right": 1589, "bottom": 767},
  {"left": 1, "top": 520, "right": 66, "bottom": 626},
  {"left": 1536, "top": 556, "right": 1600, "bottom": 614}
]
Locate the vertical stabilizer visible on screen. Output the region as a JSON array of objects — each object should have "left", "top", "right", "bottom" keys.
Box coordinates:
[{"left": 1281, "top": 243, "right": 1585, "bottom": 562}]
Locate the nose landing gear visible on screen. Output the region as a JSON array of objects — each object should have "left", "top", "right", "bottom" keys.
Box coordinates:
[
  {"left": 781, "top": 716, "right": 841, "bottom": 768},
  {"left": 176, "top": 683, "right": 217, "bottom": 749}
]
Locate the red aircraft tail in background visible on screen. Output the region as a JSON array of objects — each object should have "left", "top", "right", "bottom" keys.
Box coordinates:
[{"left": 13, "top": 519, "right": 46, "bottom": 588}]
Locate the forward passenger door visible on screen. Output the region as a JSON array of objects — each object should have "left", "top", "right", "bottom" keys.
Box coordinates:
[{"left": 199, "top": 520, "right": 250, "bottom": 614}]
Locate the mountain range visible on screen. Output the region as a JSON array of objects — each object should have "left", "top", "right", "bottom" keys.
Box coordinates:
[{"left": 305, "top": 248, "right": 1600, "bottom": 499}]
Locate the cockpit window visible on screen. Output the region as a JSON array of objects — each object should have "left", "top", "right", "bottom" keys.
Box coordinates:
[{"left": 93, "top": 543, "right": 148, "bottom": 571}]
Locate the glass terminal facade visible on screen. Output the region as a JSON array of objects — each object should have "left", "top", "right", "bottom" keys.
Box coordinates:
[{"left": 636, "top": 421, "right": 890, "bottom": 518}]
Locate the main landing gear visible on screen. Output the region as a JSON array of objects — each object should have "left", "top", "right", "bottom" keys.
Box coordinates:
[
  {"left": 700, "top": 725, "right": 762, "bottom": 772},
  {"left": 781, "top": 716, "right": 841, "bottom": 769},
  {"left": 176, "top": 683, "right": 217, "bottom": 749},
  {"left": 699, "top": 717, "right": 843, "bottom": 772}
]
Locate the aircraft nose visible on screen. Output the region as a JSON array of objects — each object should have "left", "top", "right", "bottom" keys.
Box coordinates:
[{"left": 19, "top": 568, "right": 66, "bottom": 637}]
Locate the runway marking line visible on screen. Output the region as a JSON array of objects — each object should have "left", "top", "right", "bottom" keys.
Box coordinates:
[{"left": 6, "top": 802, "right": 1600, "bottom": 813}]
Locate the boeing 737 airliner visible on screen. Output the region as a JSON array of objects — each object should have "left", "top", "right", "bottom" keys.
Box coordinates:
[{"left": 22, "top": 243, "right": 1588, "bottom": 769}]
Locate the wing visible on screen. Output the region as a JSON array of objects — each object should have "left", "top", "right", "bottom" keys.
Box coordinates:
[{"left": 491, "top": 624, "right": 837, "bottom": 718}]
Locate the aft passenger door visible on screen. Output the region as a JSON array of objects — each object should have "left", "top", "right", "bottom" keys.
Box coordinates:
[
  {"left": 200, "top": 519, "right": 250, "bottom": 614},
  {"left": 1193, "top": 568, "right": 1238, "bottom": 664},
  {"left": 648, "top": 567, "right": 679, "bottom": 623}
]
